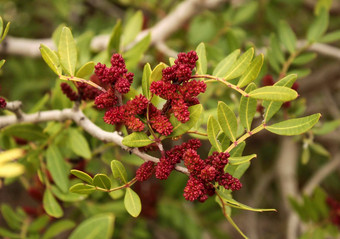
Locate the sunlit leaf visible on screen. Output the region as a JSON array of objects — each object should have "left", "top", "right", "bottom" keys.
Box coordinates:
[
  {"left": 213, "top": 49, "right": 240, "bottom": 78},
  {"left": 70, "top": 169, "right": 93, "bottom": 184},
  {"left": 124, "top": 188, "right": 141, "bottom": 217},
  {"left": 93, "top": 174, "right": 111, "bottom": 190},
  {"left": 122, "top": 132, "right": 154, "bottom": 147},
  {"left": 43, "top": 189, "right": 63, "bottom": 218},
  {"left": 237, "top": 54, "right": 263, "bottom": 88},
  {"left": 76, "top": 61, "right": 95, "bottom": 78},
  {"left": 224, "top": 48, "right": 254, "bottom": 80},
  {"left": 196, "top": 42, "right": 207, "bottom": 75},
  {"left": 111, "top": 160, "right": 128, "bottom": 184},
  {"left": 40, "top": 44, "right": 62, "bottom": 75},
  {"left": 239, "top": 83, "right": 257, "bottom": 131},
  {"left": 207, "top": 116, "right": 222, "bottom": 152},
  {"left": 249, "top": 86, "right": 297, "bottom": 102},
  {"left": 69, "top": 183, "right": 96, "bottom": 194},
  {"left": 58, "top": 27, "right": 77, "bottom": 76},
  {"left": 217, "top": 101, "right": 237, "bottom": 142}
]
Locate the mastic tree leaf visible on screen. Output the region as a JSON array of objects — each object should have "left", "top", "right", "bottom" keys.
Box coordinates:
[
  {"left": 70, "top": 169, "right": 93, "bottom": 184},
  {"left": 67, "top": 128, "right": 92, "bottom": 159},
  {"left": 122, "top": 132, "right": 154, "bottom": 147},
  {"left": 46, "top": 145, "right": 69, "bottom": 193},
  {"left": 122, "top": 11, "right": 143, "bottom": 47},
  {"left": 40, "top": 44, "right": 62, "bottom": 75},
  {"left": 58, "top": 27, "right": 77, "bottom": 76},
  {"left": 107, "top": 19, "right": 122, "bottom": 56},
  {"left": 207, "top": 116, "right": 222, "bottom": 152},
  {"left": 69, "top": 183, "right": 96, "bottom": 194},
  {"left": 237, "top": 54, "right": 263, "bottom": 88},
  {"left": 319, "top": 30, "right": 340, "bottom": 43},
  {"left": 310, "top": 142, "right": 330, "bottom": 157},
  {"left": 292, "top": 52, "right": 317, "bottom": 65},
  {"left": 43, "top": 189, "right": 63, "bottom": 218},
  {"left": 0, "top": 59, "right": 5, "bottom": 69},
  {"left": 28, "top": 215, "right": 50, "bottom": 233},
  {"left": 142, "top": 63, "right": 152, "bottom": 99},
  {"left": 111, "top": 160, "right": 128, "bottom": 184},
  {"left": 213, "top": 49, "right": 240, "bottom": 78},
  {"left": 269, "top": 33, "right": 285, "bottom": 64},
  {"left": 1, "top": 204, "right": 22, "bottom": 230},
  {"left": 0, "top": 17, "right": 3, "bottom": 39},
  {"left": 224, "top": 47, "right": 254, "bottom": 80},
  {"left": 69, "top": 214, "right": 115, "bottom": 239},
  {"left": 124, "top": 188, "right": 142, "bottom": 217},
  {"left": 312, "top": 119, "right": 340, "bottom": 135},
  {"left": 76, "top": 61, "right": 95, "bottom": 78},
  {"left": 150, "top": 62, "right": 167, "bottom": 83},
  {"left": 217, "top": 101, "right": 237, "bottom": 142},
  {"left": 168, "top": 104, "right": 203, "bottom": 137},
  {"left": 301, "top": 145, "right": 310, "bottom": 164},
  {"left": 51, "top": 185, "right": 87, "bottom": 202},
  {"left": 307, "top": 7, "right": 329, "bottom": 42},
  {"left": 228, "top": 154, "right": 256, "bottom": 165},
  {"left": 93, "top": 174, "right": 111, "bottom": 190},
  {"left": 267, "top": 48, "right": 281, "bottom": 74},
  {"left": 2, "top": 123, "right": 47, "bottom": 141},
  {"left": 266, "top": 113, "right": 321, "bottom": 135},
  {"left": 249, "top": 86, "right": 297, "bottom": 101},
  {"left": 42, "top": 220, "right": 76, "bottom": 239},
  {"left": 195, "top": 42, "right": 207, "bottom": 75},
  {"left": 1, "top": 21, "right": 10, "bottom": 42},
  {"left": 239, "top": 83, "right": 257, "bottom": 131},
  {"left": 278, "top": 21, "right": 297, "bottom": 54},
  {"left": 124, "top": 33, "right": 151, "bottom": 69}
]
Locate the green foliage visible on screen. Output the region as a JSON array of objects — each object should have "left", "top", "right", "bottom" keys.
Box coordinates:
[{"left": 124, "top": 188, "right": 142, "bottom": 217}]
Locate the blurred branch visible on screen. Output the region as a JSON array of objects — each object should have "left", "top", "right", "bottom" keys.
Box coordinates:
[
  {"left": 0, "top": 101, "right": 189, "bottom": 175},
  {"left": 0, "top": 0, "right": 228, "bottom": 57},
  {"left": 303, "top": 152, "right": 340, "bottom": 196}
]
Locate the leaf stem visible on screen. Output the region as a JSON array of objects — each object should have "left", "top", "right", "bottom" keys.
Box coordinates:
[
  {"left": 192, "top": 75, "right": 249, "bottom": 97},
  {"left": 59, "top": 75, "right": 106, "bottom": 92},
  {"left": 96, "top": 177, "right": 138, "bottom": 192},
  {"left": 225, "top": 123, "right": 265, "bottom": 153},
  {"left": 187, "top": 130, "right": 208, "bottom": 136}
]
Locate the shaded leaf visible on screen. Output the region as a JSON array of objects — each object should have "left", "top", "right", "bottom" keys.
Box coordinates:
[
  {"left": 124, "top": 34, "right": 151, "bottom": 69},
  {"left": 312, "top": 120, "right": 340, "bottom": 135},
  {"left": 307, "top": 7, "right": 329, "bottom": 42},
  {"left": 2, "top": 123, "right": 47, "bottom": 141},
  {"left": 70, "top": 169, "right": 93, "bottom": 184},
  {"left": 122, "top": 11, "right": 143, "bottom": 46},
  {"left": 107, "top": 20, "right": 122, "bottom": 56},
  {"left": 46, "top": 145, "right": 69, "bottom": 193},
  {"left": 237, "top": 54, "right": 263, "bottom": 88},
  {"left": 320, "top": 30, "right": 340, "bottom": 43},
  {"left": 301, "top": 145, "right": 310, "bottom": 165},
  {"left": 51, "top": 185, "right": 87, "bottom": 202},
  {"left": 292, "top": 53, "right": 317, "bottom": 65},
  {"left": 224, "top": 48, "right": 254, "bottom": 80},
  {"left": 310, "top": 143, "right": 330, "bottom": 157},
  {"left": 269, "top": 33, "right": 285, "bottom": 64},
  {"left": 67, "top": 128, "right": 92, "bottom": 159},
  {"left": 42, "top": 219, "right": 76, "bottom": 239},
  {"left": 69, "top": 183, "right": 96, "bottom": 194},
  {"left": 122, "top": 132, "right": 154, "bottom": 148},
  {"left": 278, "top": 21, "right": 297, "bottom": 54},
  {"left": 213, "top": 49, "right": 240, "bottom": 78},
  {"left": 1, "top": 204, "right": 22, "bottom": 230},
  {"left": 40, "top": 44, "right": 62, "bottom": 75},
  {"left": 43, "top": 189, "right": 63, "bottom": 218},
  {"left": 124, "top": 188, "right": 142, "bottom": 217},
  {"left": 69, "top": 214, "right": 115, "bottom": 239},
  {"left": 195, "top": 42, "right": 207, "bottom": 75},
  {"left": 266, "top": 114, "right": 321, "bottom": 135},
  {"left": 142, "top": 63, "right": 152, "bottom": 99},
  {"left": 0, "top": 59, "right": 5, "bottom": 69},
  {"left": 76, "top": 61, "right": 95, "bottom": 78}
]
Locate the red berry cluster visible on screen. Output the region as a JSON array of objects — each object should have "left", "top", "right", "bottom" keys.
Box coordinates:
[
  {"left": 183, "top": 151, "right": 242, "bottom": 202},
  {"left": 61, "top": 82, "right": 101, "bottom": 102},
  {"left": 0, "top": 86, "right": 6, "bottom": 109},
  {"left": 150, "top": 51, "right": 206, "bottom": 123},
  {"left": 326, "top": 197, "right": 340, "bottom": 227}
]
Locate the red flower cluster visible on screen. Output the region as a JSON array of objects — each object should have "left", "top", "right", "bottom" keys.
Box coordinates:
[
  {"left": 150, "top": 51, "right": 206, "bottom": 123},
  {"left": 326, "top": 197, "right": 340, "bottom": 227},
  {"left": 60, "top": 82, "right": 101, "bottom": 102},
  {"left": 183, "top": 151, "right": 242, "bottom": 202},
  {"left": 0, "top": 97, "right": 6, "bottom": 108}
]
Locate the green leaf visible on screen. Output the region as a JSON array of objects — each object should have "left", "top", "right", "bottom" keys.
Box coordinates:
[
  {"left": 195, "top": 42, "right": 207, "bottom": 75},
  {"left": 237, "top": 54, "right": 263, "bottom": 88},
  {"left": 266, "top": 48, "right": 281, "bottom": 74},
  {"left": 224, "top": 48, "right": 254, "bottom": 80},
  {"left": 46, "top": 145, "right": 69, "bottom": 193},
  {"left": 150, "top": 62, "right": 166, "bottom": 83},
  {"left": 69, "top": 183, "right": 96, "bottom": 194},
  {"left": 278, "top": 21, "right": 297, "bottom": 54},
  {"left": 43, "top": 189, "right": 63, "bottom": 218},
  {"left": 229, "top": 154, "right": 256, "bottom": 165},
  {"left": 307, "top": 7, "right": 329, "bottom": 42},
  {"left": 269, "top": 33, "right": 285, "bottom": 64},
  {"left": 249, "top": 86, "right": 297, "bottom": 101},
  {"left": 42, "top": 219, "right": 76, "bottom": 239},
  {"left": 229, "top": 141, "right": 246, "bottom": 157},
  {"left": 168, "top": 104, "right": 203, "bottom": 137},
  {"left": 232, "top": 1, "right": 258, "bottom": 25},
  {"left": 93, "top": 174, "right": 111, "bottom": 190},
  {"left": 142, "top": 63, "right": 152, "bottom": 99},
  {"left": 107, "top": 19, "right": 122, "bottom": 56},
  {"left": 231, "top": 162, "right": 250, "bottom": 179},
  {"left": 262, "top": 74, "right": 297, "bottom": 122},
  {"left": 239, "top": 83, "right": 257, "bottom": 131},
  {"left": 124, "top": 188, "right": 142, "bottom": 217},
  {"left": 67, "top": 128, "right": 92, "bottom": 159},
  {"left": 312, "top": 119, "right": 340, "bottom": 135},
  {"left": 124, "top": 33, "right": 151, "bottom": 69},
  {"left": 0, "top": 17, "right": 3, "bottom": 39},
  {"left": 310, "top": 142, "right": 330, "bottom": 157},
  {"left": 0, "top": 227, "right": 20, "bottom": 239},
  {"left": 207, "top": 116, "right": 222, "bottom": 152},
  {"left": 51, "top": 185, "right": 87, "bottom": 202},
  {"left": 1, "top": 204, "right": 22, "bottom": 230},
  {"left": 319, "top": 30, "right": 340, "bottom": 43},
  {"left": 122, "top": 132, "right": 154, "bottom": 147},
  {"left": 111, "top": 160, "right": 128, "bottom": 184},
  {"left": 301, "top": 145, "right": 310, "bottom": 164},
  {"left": 217, "top": 101, "right": 238, "bottom": 142},
  {"left": 69, "top": 214, "right": 115, "bottom": 239},
  {"left": 122, "top": 11, "right": 143, "bottom": 46},
  {"left": 266, "top": 113, "right": 321, "bottom": 135},
  {"left": 1, "top": 21, "right": 10, "bottom": 42},
  {"left": 40, "top": 44, "right": 62, "bottom": 75},
  {"left": 76, "top": 61, "right": 95, "bottom": 78},
  {"left": 213, "top": 49, "right": 240, "bottom": 78},
  {"left": 52, "top": 24, "right": 66, "bottom": 46},
  {"left": 0, "top": 59, "right": 5, "bottom": 69},
  {"left": 2, "top": 123, "right": 47, "bottom": 141},
  {"left": 58, "top": 27, "right": 77, "bottom": 76},
  {"left": 70, "top": 169, "right": 93, "bottom": 184},
  {"left": 28, "top": 215, "right": 50, "bottom": 233},
  {"left": 292, "top": 52, "right": 317, "bottom": 65}
]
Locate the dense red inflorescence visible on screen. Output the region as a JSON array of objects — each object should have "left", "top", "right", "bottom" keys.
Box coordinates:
[
  {"left": 0, "top": 97, "right": 6, "bottom": 108},
  {"left": 326, "top": 197, "right": 340, "bottom": 227}
]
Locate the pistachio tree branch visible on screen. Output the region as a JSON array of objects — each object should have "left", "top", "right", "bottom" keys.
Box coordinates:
[
  {"left": 0, "top": 101, "right": 189, "bottom": 175},
  {"left": 0, "top": 0, "right": 228, "bottom": 57}
]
